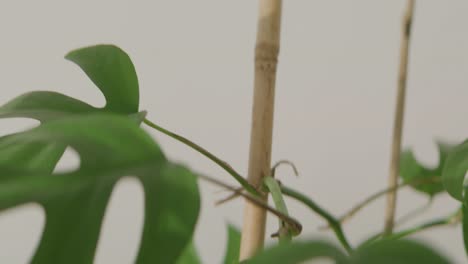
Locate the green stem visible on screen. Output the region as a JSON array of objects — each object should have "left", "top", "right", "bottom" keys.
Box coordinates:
[
  {"left": 386, "top": 208, "right": 462, "bottom": 240},
  {"left": 280, "top": 185, "right": 353, "bottom": 254},
  {"left": 144, "top": 118, "right": 352, "bottom": 253},
  {"left": 333, "top": 177, "right": 440, "bottom": 228},
  {"left": 394, "top": 197, "right": 433, "bottom": 227},
  {"left": 196, "top": 173, "right": 302, "bottom": 234},
  {"left": 143, "top": 118, "right": 259, "bottom": 196},
  {"left": 362, "top": 207, "right": 462, "bottom": 246}
]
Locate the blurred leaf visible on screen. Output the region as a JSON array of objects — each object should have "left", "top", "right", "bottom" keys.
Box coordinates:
[
  {"left": 442, "top": 139, "right": 468, "bottom": 201},
  {"left": 223, "top": 224, "right": 241, "bottom": 264},
  {"left": 0, "top": 46, "right": 140, "bottom": 121},
  {"left": 0, "top": 44, "right": 199, "bottom": 263},
  {"left": 177, "top": 242, "right": 202, "bottom": 264},
  {"left": 241, "top": 240, "right": 347, "bottom": 264},
  {"left": 463, "top": 195, "right": 468, "bottom": 258},
  {"left": 0, "top": 114, "right": 200, "bottom": 264},
  {"left": 66, "top": 44, "right": 139, "bottom": 114},
  {"left": 350, "top": 239, "right": 451, "bottom": 264},
  {"left": 0, "top": 140, "right": 65, "bottom": 173},
  {"left": 400, "top": 141, "right": 456, "bottom": 196},
  {"left": 0, "top": 91, "right": 98, "bottom": 121},
  {"left": 0, "top": 45, "right": 146, "bottom": 262}
]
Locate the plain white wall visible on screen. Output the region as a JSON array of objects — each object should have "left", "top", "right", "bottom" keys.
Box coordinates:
[{"left": 0, "top": 1, "right": 467, "bottom": 263}]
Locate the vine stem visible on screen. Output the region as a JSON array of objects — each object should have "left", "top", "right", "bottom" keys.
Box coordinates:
[
  {"left": 280, "top": 186, "right": 353, "bottom": 254},
  {"left": 328, "top": 177, "right": 440, "bottom": 228},
  {"left": 387, "top": 208, "right": 461, "bottom": 240},
  {"left": 363, "top": 208, "right": 462, "bottom": 246},
  {"left": 143, "top": 118, "right": 353, "bottom": 253},
  {"left": 240, "top": 0, "right": 282, "bottom": 260},
  {"left": 195, "top": 173, "right": 302, "bottom": 236},
  {"left": 384, "top": 0, "right": 416, "bottom": 235},
  {"left": 343, "top": 181, "right": 408, "bottom": 226},
  {"left": 143, "top": 119, "right": 259, "bottom": 196}
]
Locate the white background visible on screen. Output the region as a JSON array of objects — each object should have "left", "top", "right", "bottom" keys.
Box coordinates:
[{"left": 0, "top": 1, "right": 467, "bottom": 263}]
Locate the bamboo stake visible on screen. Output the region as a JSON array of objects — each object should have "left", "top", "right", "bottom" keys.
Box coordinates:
[
  {"left": 383, "top": 0, "right": 415, "bottom": 235},
  {"left": 239, "top": 0, "right": 282, "bottom": 260}
]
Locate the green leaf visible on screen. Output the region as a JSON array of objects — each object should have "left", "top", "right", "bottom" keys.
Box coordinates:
[
  {"left": 0, "top": 44, "right": 150, "bottom": 262},
  {"left": 0, "top": 90, "right": 146, "bottom": 127},
  {"left": 263, "top": 176, "right": 293, "bottom": 242},
  {"left": 463, "top": 194, "right": 468, "bottom": 257},
  {"left": 350, "top": 239, "right": 451, "bottom": 264},
  {"left": 0, "top": 45, "right": 141, "bottom": 121},
  {"left": 400, "top": 141, "right": 455, "bottom": 196},
  {"left": 0, "top": 140, "right": 65, "bottom": 173},
  {"left": 223, "top": 224, "right": 241, "bottom": 264},
  {"left": 177, "top": 242, "right": 202, "bottom": 264},
  {"left": 442, "top": 139, "right": 468, "bottom": 201},
  {"left": 137, "top": 164, "right": 200, "bottom": 264},
  {"left": 241, "top": 240, "right": 347, "bottom": 264},
  {"left": 0, "top": 114, "right": 200, "bottom": 264},
  {"left": 66, "top": 44, "right": 139, "bottom": 114},
  {"left": 0, "top": 91, "right": 98, "bottom": 122}
]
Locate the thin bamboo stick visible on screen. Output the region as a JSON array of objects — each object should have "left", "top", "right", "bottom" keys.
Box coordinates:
[
  {"left": 383, "top": 0, "right": 415, "bottom": 235},
  {"left": 239, "top": 0, "right": 282, "bottom": 260}
]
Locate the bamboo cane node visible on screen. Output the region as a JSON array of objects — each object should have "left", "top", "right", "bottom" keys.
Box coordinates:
[{"left": 255, "top": 42, "right": 279, "bottom": 71}]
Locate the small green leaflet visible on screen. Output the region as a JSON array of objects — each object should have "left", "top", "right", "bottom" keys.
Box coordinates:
[
  {"left": 400, "top": 141, "right": 456, "bottom": 196},
  {"left": 223, "top": 224, "right": 241, "bottom": 264}
]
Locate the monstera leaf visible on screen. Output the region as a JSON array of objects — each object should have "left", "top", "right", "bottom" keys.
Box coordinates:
[
  {"left": 0, "top": 45, "right": 195, "bottom": 263},
  {"left": 242, "top": 238, "right": 450, "bottom": 264},
  {"left": 241, "top": 240, "right": 347, "bottom": 264},
  {"left": 399, "top": 141, "right": 456, "bottom": 196},
  {"left": 176, "top": 242, "right": 202, "bottom": 264},
  {"left": 0, "top": 114, "right": 200, "bottom": 263},
  {"left": 65, "top": 44, "right": 139, "bottom": 114},
  {"left": 0, "top": 44, "right": 140, "bottom": 121},
  {"left": 349, "top": 239, "right": 451, "bottom": 264}
]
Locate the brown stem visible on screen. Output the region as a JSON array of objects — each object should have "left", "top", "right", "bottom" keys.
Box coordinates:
[
  {"left": 342, "top": 181, "right": 408, "bottom": 226},
  {"left": 196, "top": 173, "right": 302, "bottom": 235},
  {"left": 240, "top": 0, "right": 282, "bottom": 260},
  {"left": 384, "top": 0, "right": 416, "bottom": 235},
  {"left": 394, "top": 197, "right": 433, "bottom": 227},
  {"left": 320, "top": 177, "right": 439, "bottom": 230}
]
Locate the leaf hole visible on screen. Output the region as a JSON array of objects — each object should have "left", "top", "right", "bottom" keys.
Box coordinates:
[
  {"left": 0, "top": 203, "right": 45, "bottom": 263},
  {"left": 53, "top": 147, "right": 81, "bottom": 173},
  {"left": 0, "top": 118, "right": 40, "bottom": 136},
  {"left": 94, "top": 177, "right": 144, "bottom": 264}
]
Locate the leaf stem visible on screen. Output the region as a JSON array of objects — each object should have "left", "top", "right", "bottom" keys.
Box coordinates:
[
  {"left": 386, "top": 208, "right": 461, "bottom": 241},
  {"left": 327, "top": 177, "right": 440, "bottom": 229},
  {"left": 394, "top": 197, "right": 433, "bottom": 227},
  {"left": 280, "top": 185, "right": 353, "bottom": 254},
  {"left": 196, "top": 173, "right": 302, "bottom": 237},
  {"left": 341, "top": 181, "right": 408, "bottom": 226},
  {"left": 362, "top": 207, "right": 461, "bottom": 246},
  {"left": 143, "top": 118, "right": 259, "bottom": 196}
]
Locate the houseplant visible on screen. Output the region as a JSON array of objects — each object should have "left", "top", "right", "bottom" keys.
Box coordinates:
[{"left": 0, "top": 0, "right": 466, "bottom": 263}]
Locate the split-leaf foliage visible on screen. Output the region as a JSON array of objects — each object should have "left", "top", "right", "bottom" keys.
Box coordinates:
[{"left": 0, "top": 44, "right": 463, "bottom": 263}]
